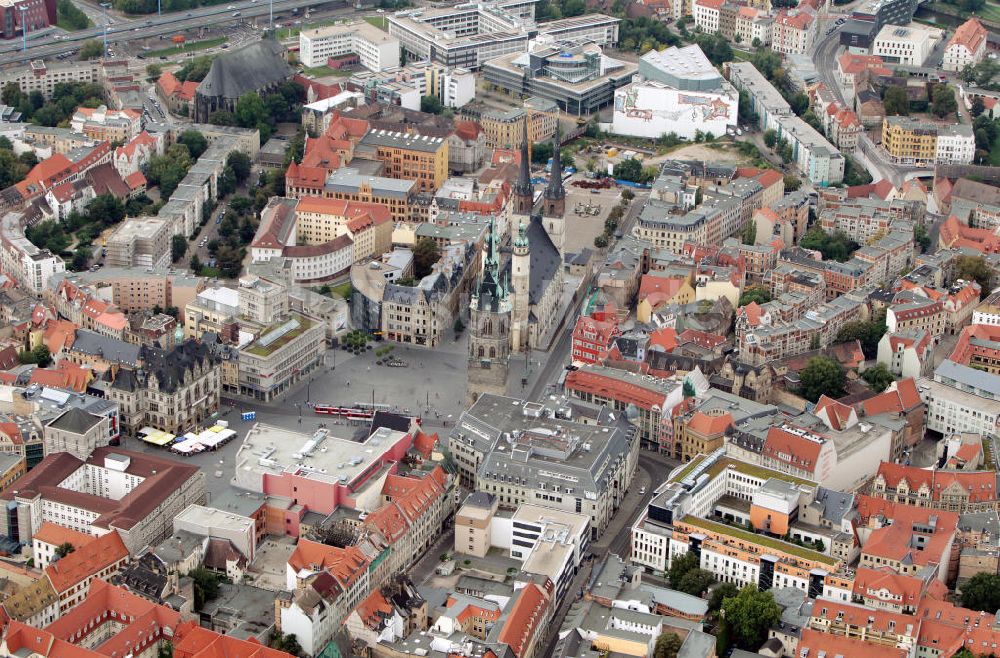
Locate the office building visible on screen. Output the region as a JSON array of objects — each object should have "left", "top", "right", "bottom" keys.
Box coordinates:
[
  {"left": 0, "top": 447, "right": 205, "bottom": 554},
  {"left": 923, "top": 360, "right": 1000, "bottom": 437},
  {"left": 482, "top": 36, "right": 636, "bottom": 115},
  {"left": 872, "top": 23, "right": 944, "bottom": 66},
  {"left": 299, "top": 22, "right": 401, "bottom": 71}
]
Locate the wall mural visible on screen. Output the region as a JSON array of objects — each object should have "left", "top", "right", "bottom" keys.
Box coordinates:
[{"left": 615, "top": 87, "right": 732, "bottom": 122}]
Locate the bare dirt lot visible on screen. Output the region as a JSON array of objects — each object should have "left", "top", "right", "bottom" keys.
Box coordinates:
[{"left": 647, "top": 142, "right": 753, "bottom": 166}]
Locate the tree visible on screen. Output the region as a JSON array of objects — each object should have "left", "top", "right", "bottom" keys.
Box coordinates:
[
  {"left": 678, "top": 568, "right": 715, "bottom": 596},
  {"left": 227, "top": 151, "right": 252, "bottom": 183},
  {"left": 177, "top": 130, "right": 208, "bottom": 159},
  {"left": 836, "top": 308, "right": 887, "bottom": 359},
  {"left": 0, "top": 149, "right": 29, "bottom": 189},
  {"left": 956, "top": 255, "right": 994, "bottom": 297},
  {"left": 413, "top": 237, "right": 440, "bottom": 279},
  {"left": 720, "top": 586, "right": 782, "bottom": 650},
  {"left": 800, "top": 228, "right": 859, "bottom": 262},
  {"left": 799, "top": 356, "right": 846, "bottom": 402},
  {"left": 175, "top": 56, "right": 212, "bottom": 83},
  {"left": 189, "top": 254, "right": 203, "bottom": 273},
  {"left": 171, "top": 235, "right": 187, "bottom": 263},
  {"left": 884, "top": 86, "right": 909, "bottom": 116},
  {"left": 708, "top": 582, "right": 740, "bottom": 612},
  {"left": 668, "top": 551, "right": 699, "bottom": 588},
  {"left": 2, "top": 83, "right": 21, "bottom": 108},
  {"left": 79, "top": 40, "right": 104, "bottom": 60},
  {"left": 53, "top": 542, "right": 75, "bottom": 558},
  {"left": 971, "top": 96, "right": 986, "bottom": 118},
  {"left": 32, "top": 345, "right": 51, "bottom": 368},
  {"left": 914, "top": 222, "right": 930, "bottom": 253},
  {"left": 739, "top": 286, "right": 772, "bottom": 306},
  {"left": 653, "top": 632, "right": 683, "bottom": 658},
  {"left": 189, "top": 567, "right": 221, "bottom": 610},
  {"left": 613, "top": 158, "right": 647, "bottom": 183},
  {"left": 234, "top": 93, "right": 270, "bottom": 140},
  {"left": 931, "top": 83, "right": 958, "bottom": 118},
  {"left": 763, "top": 129, "right": 778, "bottom": 148},
  {"left": 594, "top": 234, "right": 608, "bottom": 248},
  {"left": 783, "top": 174, "right": 801, "bottom": 192},
  {"left": 531, "top": 141, "right": 552, "bottom": 164},
  {"left": 962, "top": 572, "right": 1000, "bottom": 612},
  {"left": 861, "top": 363, "right": 894, "bottom": 392},
  {"left": 216, "top": 245, "right": 243, "bottom": 279},
  {"left": 156, "top": 641, "right": 173, "bottom": 658},
  {"left": 420, "top": 95, "right": 444, "bottom": 114},
  {"left": 86, "top": 194, "right": 125, "bottom": 227}
]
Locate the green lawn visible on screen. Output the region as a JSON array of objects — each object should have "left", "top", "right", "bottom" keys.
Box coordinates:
[
  {"left": 364, "top": 15, "right": 387, "bottom": 30},
  {"left": 682, "top": 515, "right": 838, "bottom": 565},
  {"left": 330, "top": 282, "right": 353, "bottom": 299},
  {"left": 300, "top": 65, "right": 352, "bottom": 77},
  {"left": 148, "top": 37, "right": 226, "bottom": 58},
  {"left": 980, "top": 1, "right": 1000, "bottom": 22}
]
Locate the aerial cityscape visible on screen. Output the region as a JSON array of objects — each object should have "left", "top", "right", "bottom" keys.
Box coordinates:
[{"left": 0, "top": 0, "right": 997, "bottom": 655}]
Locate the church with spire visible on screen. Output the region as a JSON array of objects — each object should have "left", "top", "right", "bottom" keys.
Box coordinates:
[
  {"left": 467, "top": 113, "right": 569, "bottom": 402},
  {"left": 466, "top": 217, "right": 512, "bottom": 406}
]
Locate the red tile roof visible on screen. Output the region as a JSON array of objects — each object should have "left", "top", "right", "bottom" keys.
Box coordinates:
[
  {"left": 32, "top": 523, "right": 96, "bottom": 551},
  {"left": 45, "top": 531, "right": 127, "bottom": 594},
  {"left": 858, "top": 496, "right": 959, "bottom": 567},
  {"left": 861, "top": 378, "right": 923, "bottom": 417},
  {"left": 852, "top": 566, "right": 927, "bottom": 608},
  {"left": 798, "top": 628, "right": 907, "bottom": 658},
  {"left": 173, "top": 620, "right": 294, "bottom": 658},
  {"left": 686, "top": 411, "right": 733, "bottom": 437},
  {"left": 497, "top": 581, "right": 552, "bottom": 658},
  {"left": 354, "top": 590, "right": 396, "bottom": 631},
  {"left": 813, "top": 395, "right": 855, "bottom": 431},
  {"left": 762, "top": 424, "right": 826, "bottom": 472},
  {"left": 565, "top": 368, "right": 671, "bottom": 410},
  {"left": 948, "top": 18, "right": 987, "bottom": 54},
  {"left": 288, "top": 539, "right": 369, "bottom": 590},
  {"left": 875, "top": 462, "right": 997, "bottom": 503}
]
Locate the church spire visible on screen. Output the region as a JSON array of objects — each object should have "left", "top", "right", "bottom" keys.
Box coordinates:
[
  {"left": 514, "top": 116, "right": 533, "bottom": 214},
  {"left": 544, "top": 121, "right": 565, "bottom": 203},
  {"left": 543, "top": 120, "right": 566, "bottom": 218}
]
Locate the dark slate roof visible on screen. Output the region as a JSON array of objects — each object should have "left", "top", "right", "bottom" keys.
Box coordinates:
[
  {"left": 70, "top": 330, "right": 141, "bottom": 366},
  {"left": 513, "top": 216, "right": 560, "bottom": 307},
  {"left": 46, "top": 407, "right": 103, "bottom": 434},
  {"left": 372, "top": 411, "right": 411, "bottom": 433},
  {"left": 197, "top": 39, "right": 293, "bottom": 101},
  {"left": 140, "top": 340, "right": 217, "bottom": 394}
]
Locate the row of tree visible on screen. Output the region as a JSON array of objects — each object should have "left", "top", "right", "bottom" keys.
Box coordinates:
[
  {"left": 57, "top": 0, "right": 91, "bottom": 30},
  {"left": 2, "top": 81, "right": 105, "bottom": 128}
]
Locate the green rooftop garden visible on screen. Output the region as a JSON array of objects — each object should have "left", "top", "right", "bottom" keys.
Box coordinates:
[
  {"left": 245, "top": 315, "right": 316, "bottom": 357},
  {"left": 669, "top": 455, "right": 816, "bottom": 488},
  {"left": 682, "top": 515, "right": 837, "bottom": 566}
]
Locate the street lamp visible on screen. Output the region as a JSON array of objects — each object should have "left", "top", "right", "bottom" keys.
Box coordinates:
[
  {"left": 158, "top": 0, "right": 161, "bottom": 17},
  {"left": 101, "top": 2, "right": 111, "bottom": 57},
  {"left": 18, "top": 5, "right": 28, "bottom": 53},
  {"left": 269, "top": 0, "right": 273, "bottom": 32}
]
